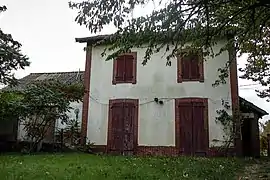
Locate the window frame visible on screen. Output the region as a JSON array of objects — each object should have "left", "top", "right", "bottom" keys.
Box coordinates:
[
  {"left": 112, "top": 52, "right": 137, "bottom": 85},
  {"left": 177, "top": 49, "right": 204, "bottom": 83}
]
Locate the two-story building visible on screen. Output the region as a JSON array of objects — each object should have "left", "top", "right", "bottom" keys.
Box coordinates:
[{"left": 75, "top": 34, "right": 267, "bottom": 157}]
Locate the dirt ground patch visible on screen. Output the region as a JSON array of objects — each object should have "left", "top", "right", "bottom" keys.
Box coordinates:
[{"left": 238, "top": 158, "right": 270, "bottom": 180}]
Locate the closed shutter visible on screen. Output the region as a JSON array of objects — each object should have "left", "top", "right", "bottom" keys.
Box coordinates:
[
  {"left": 124, "top": 55, "right": 134, "bottom": 82},
  {"left": 192, "top": 101, "right": 207, "bottom": 156},
  {"left": 177, "top": 101, "right": 193, "bottom": 155},
  {"left": 176, "top": 98, "right": 208, "bottom": 156},
  {"left": 198, "top": 56, "right": 204, "bottom": 82},
  {"left": 190, "top": 55, "right": 200, "bottom": 80},
  {"left": 108, "top": 99, "right": 138, "bottom": 155},
  {"left": 110, "top": 102, "right": 124, "bottom": 152},
  {"left": 114, "top": 56, "right": 125, "bottom": 82},
  {"left": 123, "top": 102, "right": 135, "bottom": 154},
  {"left": 181, "top": 56, "right": 191, "bottom": 80},
  {"left": 177, "top": 50, "right": 204, "bottom": 82}
]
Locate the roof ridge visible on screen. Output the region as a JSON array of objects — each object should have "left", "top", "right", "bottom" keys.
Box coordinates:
[{"left": 29, "top": 71, "right": 84, "bottom": 75}]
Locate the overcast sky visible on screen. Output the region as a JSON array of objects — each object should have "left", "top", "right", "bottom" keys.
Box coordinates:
[{"left": 1, "top": 0, "right": 269, "bottom": 123}]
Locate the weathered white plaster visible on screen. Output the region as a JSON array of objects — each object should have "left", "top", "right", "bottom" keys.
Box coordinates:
[{"left": 87, "top": 42, "right": 232, "bottom": 147}]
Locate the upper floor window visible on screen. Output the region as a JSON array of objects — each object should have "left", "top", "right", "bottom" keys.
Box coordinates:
[
  {"left": 112, "top": 52, "right": 137, "bottom": 85},
  {"left": 177, "top": 50, "right": 204, "bottom": 83}
]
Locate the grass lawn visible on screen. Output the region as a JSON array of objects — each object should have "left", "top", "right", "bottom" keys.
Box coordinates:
[{"left": 0, "top": 153, "right": 245, "bottom": 180}]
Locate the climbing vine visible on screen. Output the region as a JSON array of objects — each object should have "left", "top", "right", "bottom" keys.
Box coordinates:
[
  {"left": 214, "top": 99, "right": 238, "bottom": 156},
  {"left": 214, "top": 98, "right": 254, "bottom": 156}
]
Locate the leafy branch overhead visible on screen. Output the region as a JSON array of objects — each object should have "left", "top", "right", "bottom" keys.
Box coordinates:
[
  {"left": 70, "top": 0, "right": 270, "bottom": 100},
  {"left": 0, "top": 5, "right": 30, "bottom": 86}
]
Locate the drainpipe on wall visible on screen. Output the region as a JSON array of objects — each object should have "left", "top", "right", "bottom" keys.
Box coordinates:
[
  {"left": 228, "top": 36, "right": 242, "bottom": 157},
  {"left": 81, "top": 44, "right": 92, "bottom": 145}
]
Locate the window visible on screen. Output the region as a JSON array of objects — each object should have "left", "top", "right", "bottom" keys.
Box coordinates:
[
  {"left": 177, "top": 50, "right": 204, "bottom": 83},
  {"left": 112, "top": 52, "right": 137, "bottom": 84}
]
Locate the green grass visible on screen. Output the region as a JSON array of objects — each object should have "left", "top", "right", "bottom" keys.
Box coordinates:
[{"left": 0, "top": 153, "right": 244, "bottom": 180}]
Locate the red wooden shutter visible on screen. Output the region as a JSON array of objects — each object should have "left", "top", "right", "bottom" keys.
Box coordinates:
[
  {"left": 198, "top": 55, "right": 204, "bottom": 82},
  {"left": 123, "top": 102, "right": 135, "bottom": 154},
  {"left": 177, "top": 101, "right": 193, "bottom": 155},
  {"left": 192, "top": 101, "right": 208, "bottom": 156},
  {"left": 110, "top": 102, "right": 124, "bottom": 153},
  {"left": 124, "top": 55, "right": 134, "bottom": 82},
  {"left": 114, "top": 56, "right": 125, "bottom": 83},
  {"left": 190, "top": 55, "right": 200, "bottom": 80},
  {"left": 181, "top": 56, "right": 191, "bottom": 80},
  {"left": 178, "top": 50, "right": 204, "bottom": 82},
  {"left": 177, "top": 55, "right": 183, "bottom": 83}
]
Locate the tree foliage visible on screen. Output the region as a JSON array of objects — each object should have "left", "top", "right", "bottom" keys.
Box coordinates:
[
  {"left": 0, "top": 91, "right": 24, "bottom": 121},
  {"left": 55, "top": 109, "right": 81, "bottom": 147},
  {"left": 0, "top": 80, "right": 84, "bottom": 152},
  {"left": 0, "top": 5, "right": 30, "bottom": 85},
  {"left": 260, "top": 120, "right": 270, "bottom": 154},
  {"left": 70, "top": 0, "right": 270, "bottom": 99},
  {"left": 261, "top": 120, "right": 270, "bottom": 137}
]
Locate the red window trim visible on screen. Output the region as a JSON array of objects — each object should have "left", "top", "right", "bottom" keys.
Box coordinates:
[
  {"left": 112, "top": 52, "right": 137, "bottom": 85},
  {"left": 174, "top": 98, "right": 209, "bottom": 152},
  {"left": 177, "top": 50, "right": 204, "bottom": 83},
  {"left": 107, "top": 99, "right": 139, "bottom": 153}
]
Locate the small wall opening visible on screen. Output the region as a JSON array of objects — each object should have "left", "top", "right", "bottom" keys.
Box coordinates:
[{"left": 241, "top": 118, "right": 253, "bottom": 157}]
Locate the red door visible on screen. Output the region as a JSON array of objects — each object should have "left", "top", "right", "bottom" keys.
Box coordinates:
[
  {"left": 108, "top": 99, "right": 138, "bottom": 155},
  {"left": 109, "top": 101, "right": 124, "bottom": 154},
  {"left": 175, "top": 98, "right": 208, "bottom": 156},
  {"left": 177, "top": 101, "right": 193, "bottom": 155},
  {"left": 192, "top": 101, "right": 208, "bottom": 156}
]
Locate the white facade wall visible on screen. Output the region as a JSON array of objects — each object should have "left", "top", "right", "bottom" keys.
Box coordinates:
[
  {"left": 87, "top": 42, "right": 232, "bottom": 147},
  {"left": 55, "top": 101, "right": 83, "bottom": 130},
  {"left": 17, "top": 101, "right": 83, "bottom": 141}
]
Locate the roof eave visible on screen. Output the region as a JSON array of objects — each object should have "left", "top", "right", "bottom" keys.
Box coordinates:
[
  {"left": 239, "top": 97, "right": 268, "bottom": 117},
  {"left": 75, "top": 34, "right": 112, "bottom": 44},
  {"left": 75, "top": 37, "right": 89, "bottom": 43}
]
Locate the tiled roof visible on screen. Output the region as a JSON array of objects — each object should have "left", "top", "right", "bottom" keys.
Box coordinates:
[
  {"left": 239, "top": 97, "right": 268, "bottom": 117},
  {"left": 2, "top": 71, "right": 84, "bottom": 91},
  {"left": 75, "top": 34, "right": 111, "bottom": 44}
]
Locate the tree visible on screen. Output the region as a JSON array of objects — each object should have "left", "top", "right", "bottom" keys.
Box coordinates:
[
  {"left": 0, "top": 5, "right": 30, "bottom": 86},
  {"left": 0, "top": 90, "right": 24, "bottom": 121},
  {"left": 0, "top": 80, "right": 84, "bottom": 152},
  {"left": 260, "top": 120, "right": 270, "bottom": 154},
  {"left": 55, "top": 109, "right": 81, "bottom": 147},
  {"left": 69, "top": 0, "right": 270, "bottom": 100},
  {"left": 261, "top": 120, "right": 270, "bottom": 137}
]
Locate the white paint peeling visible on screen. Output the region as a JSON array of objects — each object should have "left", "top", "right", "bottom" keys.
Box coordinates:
[{"left": 87, "top": 42, "right": 232, "bottom": 147}]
